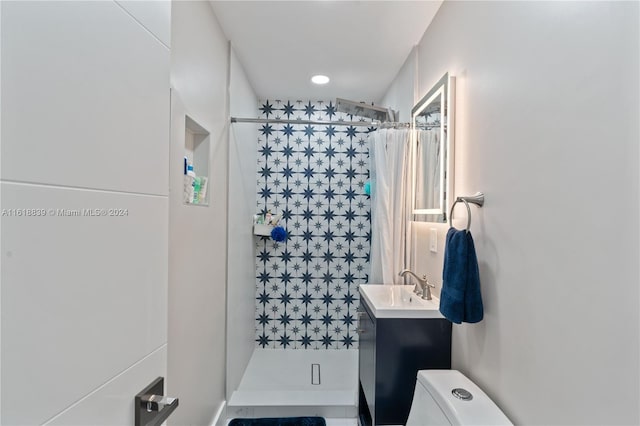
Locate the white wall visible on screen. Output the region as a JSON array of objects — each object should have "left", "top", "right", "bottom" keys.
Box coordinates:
[
  {"left": 379, "top": 47, "right": 417, "bottom": 124},
  {"left": 226, "top": 47, "right": 258, "bottom": 399},
  {"left": 381, "top": 2, "right": 639, "bottom": 424},
  {"left": 167, "top": 2, "right": 229, "bottom": 424},
  {"left": 0, "top": 1, "right": 170, "bottom": 424}
]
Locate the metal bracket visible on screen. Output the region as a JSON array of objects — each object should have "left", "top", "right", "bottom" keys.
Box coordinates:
[{"left": 135, "top": 377, "right": 179, "bottom": 426}]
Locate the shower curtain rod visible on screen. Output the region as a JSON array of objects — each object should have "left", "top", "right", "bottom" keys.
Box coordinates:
[{"left": 230, "top": 117, "right": 439, "bottom": 129}]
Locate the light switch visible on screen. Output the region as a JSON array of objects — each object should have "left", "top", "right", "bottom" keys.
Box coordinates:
[{"left": 430, "top": 228, "right": 437, "bottom": 253}]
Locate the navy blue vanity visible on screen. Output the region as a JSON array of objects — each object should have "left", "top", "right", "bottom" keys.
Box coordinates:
[{"left": 358, "top": 285, "right": 452, "bottom": 426}]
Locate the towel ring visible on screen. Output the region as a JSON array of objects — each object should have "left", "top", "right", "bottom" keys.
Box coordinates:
[
  {"left": 448, "top": 192, "right": 485, "bottom": 232},
  {"left": 449, "top": 198, "right": 472, "bottom": 232}
]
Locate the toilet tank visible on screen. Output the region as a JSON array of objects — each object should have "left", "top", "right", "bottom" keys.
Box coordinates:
[{"left": 406, "top": 370, "right": 512, "bottom": 426}]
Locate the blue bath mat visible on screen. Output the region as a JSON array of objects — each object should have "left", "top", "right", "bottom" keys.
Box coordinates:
[{"left": 229, "top": 417, "right": 326, "bottom": 426}]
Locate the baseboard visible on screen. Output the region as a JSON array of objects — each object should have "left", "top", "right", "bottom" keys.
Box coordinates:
[{"left": 210, "top": 400, "right": 226, "bottom": 426}]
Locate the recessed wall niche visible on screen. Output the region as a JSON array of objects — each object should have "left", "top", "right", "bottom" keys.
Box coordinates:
[{"left": 183, "top": 115, "right": 210, "bottom": 206}]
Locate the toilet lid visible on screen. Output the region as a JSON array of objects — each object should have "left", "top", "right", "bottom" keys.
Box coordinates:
[{"left": 417, "top": 370, "right": 512, "bottom": 426}]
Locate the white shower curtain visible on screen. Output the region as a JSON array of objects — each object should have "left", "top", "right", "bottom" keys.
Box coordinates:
[{"left": 368, "top": 128, "right": 412, "bottom": 285}]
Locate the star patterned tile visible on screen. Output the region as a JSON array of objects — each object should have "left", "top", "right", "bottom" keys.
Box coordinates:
[{"left": 255, "top": 100, "right": 372, "bottom": 349}]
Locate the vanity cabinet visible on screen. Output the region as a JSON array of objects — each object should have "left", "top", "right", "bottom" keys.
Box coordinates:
[{"left": 358, "top": 299, "right": 451, "bottom": 426}]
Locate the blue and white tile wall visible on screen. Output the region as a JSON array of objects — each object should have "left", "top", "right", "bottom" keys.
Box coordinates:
[{"left": 255, "top": 100, "right": 372, "bottom": 349}]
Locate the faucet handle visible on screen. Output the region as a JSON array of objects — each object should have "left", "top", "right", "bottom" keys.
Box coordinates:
[
  {"left": 420, "top": 279, "right": 435, "bottom": 301},
  {"left": 421, "top": 275, "right": 435, "bottom": 288}
]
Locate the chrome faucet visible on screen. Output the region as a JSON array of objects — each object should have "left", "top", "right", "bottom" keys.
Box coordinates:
[{"left": 398, "top": 269, "right": 435, "bottom": 300}]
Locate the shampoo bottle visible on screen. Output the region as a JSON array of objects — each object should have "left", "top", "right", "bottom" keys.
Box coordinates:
[
  {"left": 193, "top": 177, "right": 201, "bottom": 204},
  {"left": 187, "top": 164, "right": 195, "bottom": 203},
  {"left": 198, "top": 177, "right": 208, "bottom": 204}
]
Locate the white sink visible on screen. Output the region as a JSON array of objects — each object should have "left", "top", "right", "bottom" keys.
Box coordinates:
[{"left": 359, "top": 284, "right": 444, "bottom": 319}]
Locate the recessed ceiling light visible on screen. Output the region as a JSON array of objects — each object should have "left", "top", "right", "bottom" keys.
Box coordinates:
[{"left": 311, "top": 75, "right": 330, "bottom": 85}]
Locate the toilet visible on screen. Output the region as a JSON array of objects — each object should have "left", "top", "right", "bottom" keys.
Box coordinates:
[{"left": 406, "top": 370, "right": 512, "bottom": 425}]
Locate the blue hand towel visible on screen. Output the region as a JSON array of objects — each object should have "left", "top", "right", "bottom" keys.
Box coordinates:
[{"left": 440, "top": 227, "right": 484, "bottom": 324}]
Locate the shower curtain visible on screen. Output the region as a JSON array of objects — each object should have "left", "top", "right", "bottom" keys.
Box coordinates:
[{"left": 368, "top": 128, "right": 412, "bottom": 285}]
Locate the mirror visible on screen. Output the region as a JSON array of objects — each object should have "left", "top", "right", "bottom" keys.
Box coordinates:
[{"left": 412, "top": 73, "right": 455, "bottom": 222}]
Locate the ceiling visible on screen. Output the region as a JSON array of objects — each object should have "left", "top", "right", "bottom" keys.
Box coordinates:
[{"left": 209, "top": 1, "right": 442, "bottom": 103}]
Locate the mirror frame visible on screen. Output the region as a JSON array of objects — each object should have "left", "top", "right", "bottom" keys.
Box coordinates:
[{"left": 411, "top": 73, "right": 455, "bottom": 223}]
